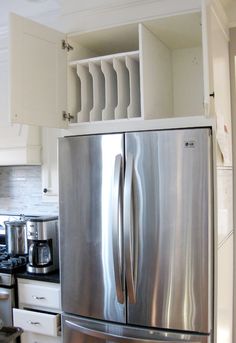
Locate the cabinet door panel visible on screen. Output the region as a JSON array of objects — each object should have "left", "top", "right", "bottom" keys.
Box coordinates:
[
  {"left": 0, "top": 51, "right": 9, "bottom": 126},
  {"left": 10, "top": 13, "right": 67, "bottom": 128}
]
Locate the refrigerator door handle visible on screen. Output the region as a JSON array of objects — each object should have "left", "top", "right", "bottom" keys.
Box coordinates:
[
  {"left": 112, "top": 154, "right": 124, "bottom": 304},
  {"left": 124, "top": 153, "right": 137, "bottom": 304},
  {"left": 65, "top": 319, "right": 203, "bottom": 343}
]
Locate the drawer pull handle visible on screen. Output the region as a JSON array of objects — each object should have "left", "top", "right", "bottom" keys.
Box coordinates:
[
  {"left": 27, "top": 320, "right": 41, "bottom": 326},
  {"left": 32, "top": 296, "right": 46, "bottom": 300}
]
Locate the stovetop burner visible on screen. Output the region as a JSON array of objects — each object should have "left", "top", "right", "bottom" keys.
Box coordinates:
[{"left": 0, "top": 246, "right": 27, "bottom": 274}]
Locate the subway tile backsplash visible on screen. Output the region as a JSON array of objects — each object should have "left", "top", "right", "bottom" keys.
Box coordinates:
[{"left": 0, "top": 166, "right": 58, "bottom": 216}]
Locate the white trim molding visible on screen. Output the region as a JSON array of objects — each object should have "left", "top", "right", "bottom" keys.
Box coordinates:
[{"left": 60, "top": 0, "right": 201, "bottom": 34}]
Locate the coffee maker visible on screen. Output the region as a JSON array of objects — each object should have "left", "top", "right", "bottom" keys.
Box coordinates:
[{"left": 26, "top": 216, "right": 58, "bottom": 274}]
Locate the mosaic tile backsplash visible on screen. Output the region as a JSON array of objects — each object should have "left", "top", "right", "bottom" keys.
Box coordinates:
[{"left": 0, "top": 166, "right": 59, "bottom": 216}]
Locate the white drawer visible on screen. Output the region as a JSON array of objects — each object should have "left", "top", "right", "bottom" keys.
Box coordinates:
[
  {"left": 13, "top": 308, "right": 61, "bottom": 337},
  {"left": 21, "top": 332, "right": 61, "bottom": 343},
  {"left": 18, "top": 282, "right": 61, "bottom": 310}
]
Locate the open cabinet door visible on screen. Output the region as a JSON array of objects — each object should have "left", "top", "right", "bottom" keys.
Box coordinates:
[
  {"left": 10, "top": 13, "right": 68, "bottom": 128},
  {"left": 201, "top": 0, "right": 215, "bottom": 118},
  {"left": 202, "top": 0, "right": 232, "bottom": 166}
]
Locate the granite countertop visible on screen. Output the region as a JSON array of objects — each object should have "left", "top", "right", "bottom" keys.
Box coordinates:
[{"left": 16, "top": 270, "right": 60, "bottom": 283}]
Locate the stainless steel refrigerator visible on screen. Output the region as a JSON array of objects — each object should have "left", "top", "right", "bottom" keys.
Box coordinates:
[{"left": 59, "top": 128, "right": 213, "bottom": 343}]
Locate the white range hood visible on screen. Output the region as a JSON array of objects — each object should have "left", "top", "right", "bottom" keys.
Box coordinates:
[{"left": 0, "top": 124, "right": 41, "bottom": 165}]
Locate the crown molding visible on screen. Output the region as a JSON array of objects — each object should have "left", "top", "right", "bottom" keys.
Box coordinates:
[
  {"left": 62, "top": 0, "right": 160, "bottom": 16},
  {"left": 62, "top": 0, "right": 201, "bottom": 34}
]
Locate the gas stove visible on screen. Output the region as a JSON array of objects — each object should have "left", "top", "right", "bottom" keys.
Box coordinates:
[{"left": 0, "top": 246, "right": 27, "bottom": 275}]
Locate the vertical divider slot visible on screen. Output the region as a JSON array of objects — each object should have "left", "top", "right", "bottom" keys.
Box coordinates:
[
  {"left": 89, "top": 62, "right": 105, "bottom": 122},
  {"left": 101, "top": 60, "right": 117, "bottom": 121},
  {"left": 113, "top": 57, "right": 130, "bottom": 119},
  {"left": 77, "top": 64, "right": 93, "bottom": 122},
  {"left": 125, "top": 55, "right": 141, "bottom": 118}
]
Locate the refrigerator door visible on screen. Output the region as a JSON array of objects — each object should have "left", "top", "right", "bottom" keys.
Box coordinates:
[
  {"left": 59, "top": 134, "right": 126, "bottom": 323},
  {"left": 125, "top": 129, "right": 212, "bottom": 333},
  {"left": 62, "top": 314, "right": 210, "bottom": 343}
]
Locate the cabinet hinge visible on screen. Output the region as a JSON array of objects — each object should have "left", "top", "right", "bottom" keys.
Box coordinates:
[
  {"left": 63, "top": 111, "right": 74, "bottom": 122},
  {"left": 62, "top": 40, "right": 74, "bottom": 52}
]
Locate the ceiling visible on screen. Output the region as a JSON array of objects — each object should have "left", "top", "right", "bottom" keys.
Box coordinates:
[
  {"left": 0, "top": 0, "right": 61, "bottom": 31},
  {"left": 0, "top": 0, "right": 235, "bottom": 35}
]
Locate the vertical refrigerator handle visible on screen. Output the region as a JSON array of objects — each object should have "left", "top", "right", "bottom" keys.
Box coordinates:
[
  {"left": 112, "top": 154, "right": 124, "bottom": 304},
  {"left": 124, "top": 153, "right": 137, "bottom": 304}
]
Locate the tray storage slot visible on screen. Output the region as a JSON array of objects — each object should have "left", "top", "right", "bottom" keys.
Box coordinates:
[
  {"left": 101, "top": 60, "right": 117, "bottom": 120},
  {"left": 113, "top": 57, "right": 130, "bottom": 119},
  {"left": 13, "top": 308, "right": 61, "bottom": 337},
  {"left": 125, "top": 54, "right": 141, "bottom": 118},
  {"left": 89, "top": 62, "right": 105, "bottom": 121},
  {"left": 77, "top": 64, "right": 93, "bottom": 122},
  {"left": 69, "top": 51, "right": 140, "bottom": 123}
]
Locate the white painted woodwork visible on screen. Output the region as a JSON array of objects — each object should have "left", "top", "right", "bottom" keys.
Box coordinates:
[
  {"left": 20, "top": 332, "right": 61, "bottom": 343},
  {"left": 10, "top": 13, "right": 67, "bottom": 128},
  {"left": 67, "top": 41, "right": 96, "bottom": 123},
  {"left": 139, "top": 23, "right": 173, "bottom": 119},
  {"left": 63, "top": 116, "right": 215, "bottom": 136},
  {"left": 210, "top": 6, "right": 232, "bottom": 166},
  {"left": 101, "top": 60, "right": 117, "bottom": 120},
  {"left": 0, "top": 125, "right": 41, "bottom": 165},
  {"left": 76, "top": 64, "right": 93, "bottom": 122},
  {"left": 125, "top": 55, "right": 141, "bottom": 118},
  {"left": 0, "top": 49, "right": 9, "bottom": 126},
  {"left": 42, "top": 128, "right": 61, "bottom": 201},
  {"left": 15, "top": 279, "right": 62, "bottom": 343},
  {"left": 9, "top": 9, "right": 210, "bottom": 129},
  {"left": 13, "top": 308, "right": 60, "bottom": 336},
  {"left": 201, "top": 0, "right": 214, "bottom": 117},
  {"left": 229, "top": 27, "right": 236, "bottom": 343},
  {"left": 172, "top": 47, "right": 204, "bottom": 117},
  {"left": 60, "top": 0, "right": 201, "bottom": 34},
  {"left": 142, "top": 12, "right": 202, "bottom": 50},
  {"left": 113, "top": 57, "right": 129, "bottom": 119},
  {"left": 69, "top": 24, "right": 139, "bottom": 57},
  {"left": 217, "top": 167, "right": 233, "bottom": 246},
  {"left": 18, "top": 280, "right": 61, "bottom": 311},
  {"left": 217, "top": 234, "right": 233, "bottom": 343},
  {"left": 89, "top": 62, "right": 105, "bottom": 121}
]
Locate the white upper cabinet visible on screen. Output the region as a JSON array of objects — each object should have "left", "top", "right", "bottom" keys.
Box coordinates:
[
  {"left": 10, "top": 13, "right": 67, "bottom": 128},
  {"left": 9, "top": 1, "right": 228, "bottom": 130}
]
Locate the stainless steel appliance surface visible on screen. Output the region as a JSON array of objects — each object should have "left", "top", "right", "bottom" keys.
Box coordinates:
[
  {"left": 26, "top": 216, "right": 59, "bottom": 274},
  {"left": 59, "top": 129, "right": 213, "bottom": 343},
  {"left": 0, "top": 245, "right": 27, "bottom": 326},
  {"left": 4, "top": 220, "right": 28, "bottom": 256}
]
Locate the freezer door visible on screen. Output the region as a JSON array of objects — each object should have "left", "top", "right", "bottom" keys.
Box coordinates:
[
  {"left": 62, "top": 313, "right": 210, "bottom": 343},
  {"left": 125, "top": 129, "right": 212, "bottom": 333},
  {"left": 59, "top": 134, "right": 126, "bottom": 323}
]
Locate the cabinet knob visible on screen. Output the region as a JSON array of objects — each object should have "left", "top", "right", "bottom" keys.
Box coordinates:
[
  {"left": 43, "top": 188, "right": 48, "bottom": 194},
  {"left": 209, "top": 92, "right": 215, "bottom": 98}
]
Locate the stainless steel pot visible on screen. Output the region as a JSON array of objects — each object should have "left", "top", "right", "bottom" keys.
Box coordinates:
[{"left": 4, "top": 221, "right": 28, "bottom": 256}]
